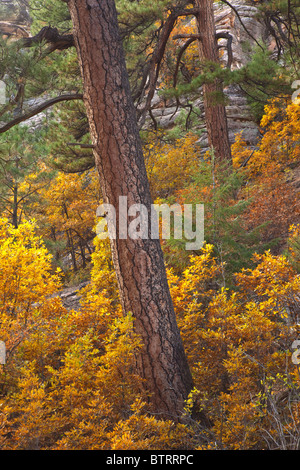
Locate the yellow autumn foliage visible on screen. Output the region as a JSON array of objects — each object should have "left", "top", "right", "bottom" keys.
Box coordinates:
[
  {"left": 1, "top": 119, "right": 300, "bottom": 451},
  {"left": 146, "top": 133, "right": 199, "bottom": 200}
]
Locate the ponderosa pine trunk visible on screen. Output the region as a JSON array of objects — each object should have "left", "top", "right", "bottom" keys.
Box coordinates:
[
  {"left": 195, "top": 0, "right": 232, "bottom": 163},
  {"left": 67, "top": 0, "right": 193, "bottom": 418}
]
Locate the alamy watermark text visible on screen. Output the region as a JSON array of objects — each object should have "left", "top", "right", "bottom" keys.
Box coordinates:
[{"left": 96, "top": 197, "right": 204, "bottom": 251}]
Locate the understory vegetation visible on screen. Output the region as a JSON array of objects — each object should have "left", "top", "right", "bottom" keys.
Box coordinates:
[{"left": 0, "top": 0, "right": 300, "bottom": 450}]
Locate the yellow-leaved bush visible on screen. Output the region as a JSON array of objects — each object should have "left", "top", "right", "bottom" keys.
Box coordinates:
[
  {"left": 231, "top": 98, "right": 300, "bottom": 244},
  {"left": 146, "top": 132, "right": 199, "bottom": 200},
  {"left": 170, "top": 243, "right": 300, "bottom": 449},
  {"left": 0, "top": 222, "right": 192, "bottom": 450},
  {"left": 233, "top": 98, "right": 300, "bottom": 175},
  {"left": 1, "top": 220, "right": 300, "bottom": 450}
]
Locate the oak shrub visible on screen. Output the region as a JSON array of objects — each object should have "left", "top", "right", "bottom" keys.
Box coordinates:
[
  {"left": 0, "top": 216, "right": 300, "bottom": 449},
  {"left": 1, "top": 96, "right": 300, "bottom": 450}
]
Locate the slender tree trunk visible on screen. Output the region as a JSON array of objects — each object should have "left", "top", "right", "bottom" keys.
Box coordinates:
[
  {"left": 51, "top": 226, "right": 60, "bottom": 262},
  {"left": 12, "top": 183, "right": 18, "bottom": 228},
  {"left": 67, "top": 0, "right": 193, "bottom": 418},
  {"left": 66, "top": 229, "right": 77, "bottom": 272},
  {"left": 79, "top": 239, "right": 86, "bottom": 268},
  {"left": 62, "top": 202, "right": 77, "bottom": 271},
  {"left": 195, "top": 0, "right": 232, "bottom": 163}
]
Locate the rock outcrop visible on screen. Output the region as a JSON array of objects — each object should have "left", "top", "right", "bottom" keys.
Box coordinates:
[
  {"left": 0, "top": 0, "right": 31, "bottom": 39},
  {"left": 58, "top": 281, "right": 90, "bottom": 311},
  {"left": 214, "top": 1, "right": 276, "bottom": 149}
]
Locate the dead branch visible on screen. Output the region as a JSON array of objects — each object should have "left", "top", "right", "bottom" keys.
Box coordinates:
[
  {"left": 216, "top": 31, "right": 233, "bottom": 69},
  {"left": 21, "top": 26, "right": 75, "bottom": 53}
]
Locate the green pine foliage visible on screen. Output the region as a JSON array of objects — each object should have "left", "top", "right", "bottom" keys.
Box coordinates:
[
  {"left": 162, "top": 153, "right": 271, "bottom": 281},
  {"left": 0, "top": 125, "right": 54, "bottom": 227}
]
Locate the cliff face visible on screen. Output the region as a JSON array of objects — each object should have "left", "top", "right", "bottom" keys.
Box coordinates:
[
  {"left": 0, "top": 0, "right": 31, "bottom": 39},
  {"left": 215, "top": 1, "right": 273, "bottom": 68},
  {"left": 214, "top": 1, "right": 276, "bottom": 150}
]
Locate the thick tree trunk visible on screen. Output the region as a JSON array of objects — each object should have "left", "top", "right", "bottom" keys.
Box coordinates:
[
  {"left": 67, "top": 0, "right": 193, "bottom": 418},
  {"left": 195, "top": 0, "right": 232, "bottom": 163}
]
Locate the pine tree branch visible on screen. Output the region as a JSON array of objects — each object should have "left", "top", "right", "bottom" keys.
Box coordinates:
[
  {"left": 136, "top": 6, "right": 201, "bottom": 127},
  {"left": 0, "top": 93, "right": 83, "bottom": 134},
  {"left": 220, "top": 0, "right": 264, "bottom": 50},
  {"left": 172, "top": 33, "right": 202, "bottom": 40},
  {"left": 216, "top": 32, "right": 233, "bottom": 69},
  {"left": 173, "top": 37, "right": 197, "bottom": 87},
  {"left": 66, "top": 142, "right": 94, "bottom": 149},
  {"left": 21, "top": 26, "right": 75, "bottom": 53},
  {"left": 172, "top": 30, "right": 233, "bottom": 88}
]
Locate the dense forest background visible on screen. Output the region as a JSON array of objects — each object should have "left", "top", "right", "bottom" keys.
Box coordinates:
[{"left": 0, "top": 0, "right": 300, "bottom": 450}]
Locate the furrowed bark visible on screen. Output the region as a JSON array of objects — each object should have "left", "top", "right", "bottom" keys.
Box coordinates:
[
  {"left": 194, "top": 0, "right": 232, "bottom": 163},
  {"left": 67, "top": 0, "right": 193, "bottom": 418}
]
